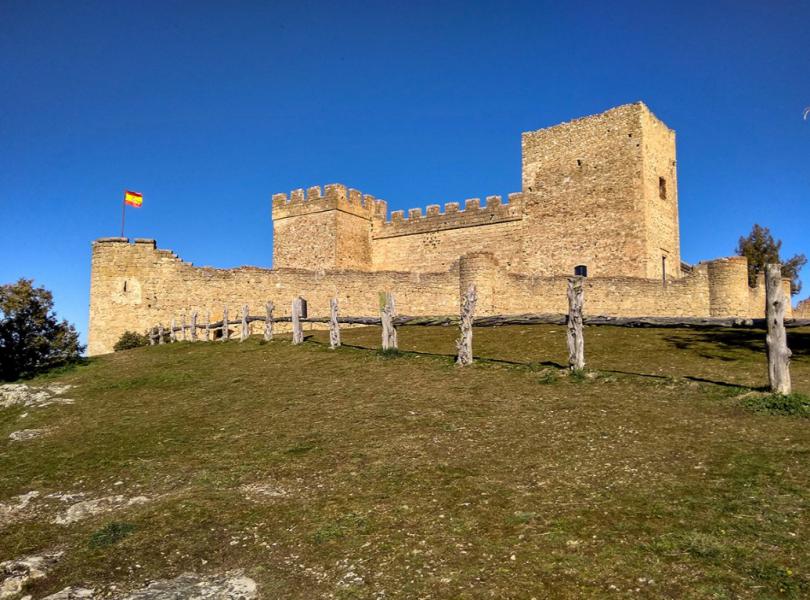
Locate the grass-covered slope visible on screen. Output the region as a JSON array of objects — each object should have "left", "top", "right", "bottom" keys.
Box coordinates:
[{"left": 2, "top": 325, "right": 809, "bottom": 599}]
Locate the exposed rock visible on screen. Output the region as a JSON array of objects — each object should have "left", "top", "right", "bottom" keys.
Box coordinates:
[
  {"left": 9, "top": 429, "right": 49, "bottom": 442},
  {"left": 239, "top": 481, "right": 288, "bottom": 499},
  {"left": 53, "top": 496, "right": 150, "bottom": 525},
  {"left": 42, "top": 587, "right": 95, "bottom": 599},
  {"left": 0, "top": 491, "right": 39, "bottom": 526},
  {"left": 0, "top": 551, "right": 62, "bottom": 599},
  {"left": 120, "top": 572, "right": 257, "bottom": 599},
  {"left": 0, "top": 384, "right": 74, "bottom": 410}
]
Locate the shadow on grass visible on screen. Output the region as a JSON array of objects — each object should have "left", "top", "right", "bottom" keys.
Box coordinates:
[
  {"left": 309, "top": 338, "right": 758, "bottom": 390},
  {"left": 663, "top": 328, "right": 810, "bottom": 358}
]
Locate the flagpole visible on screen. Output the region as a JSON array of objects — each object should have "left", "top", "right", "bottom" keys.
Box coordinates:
[{"left": 120, "top": 192, "right": 126, "bottom": 238}]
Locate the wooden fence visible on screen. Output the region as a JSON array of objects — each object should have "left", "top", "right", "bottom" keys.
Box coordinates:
[{"left": 148, "top": 266, "right": 807, "bottom": 395}]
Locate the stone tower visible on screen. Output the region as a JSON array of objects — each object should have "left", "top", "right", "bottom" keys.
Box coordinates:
[
  {"left": 520, "top": 102, "right": 680, "bottom": 280},
  {"left": 271, "top": 184, "right": 384, "bottom": 271}
]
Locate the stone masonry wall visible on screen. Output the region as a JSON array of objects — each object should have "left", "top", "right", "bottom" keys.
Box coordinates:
[
  {"left": 371, "top": 196, "right": 526, "bottom": 273},
  {"left": 640, "top": 105, "right": 681, "bottom": 280},
  {"left": 88, "top": 239, "right": 781, "bottom": 356},
  {"left": 519, "top": 103, "right": 649, "bottom": 278}
]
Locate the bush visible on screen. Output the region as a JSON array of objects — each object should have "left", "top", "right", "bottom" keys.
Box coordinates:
[
  {"left": 0, "top": 279, "right": 84, "bottom": 381},
  {"left": 114, "top": 331, "right": 150, "bottom": 352},
  {"left": 89, "top": 522, "right": 136, "bottom": 548},
  {"left": 741, "top": 392, "right": 810, "bottom": 417}
]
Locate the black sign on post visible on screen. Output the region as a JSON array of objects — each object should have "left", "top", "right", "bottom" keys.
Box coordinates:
[
  {"left": 574, "top": 265, "right": 588, "bottom": 277},
  {"left": 299, "top": 297, "right": 308, "bottom": 319}
]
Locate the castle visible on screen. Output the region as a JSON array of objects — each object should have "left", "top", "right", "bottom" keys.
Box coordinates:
[{"left": 88, "top": 102, "right": 791, "bottom": 355}]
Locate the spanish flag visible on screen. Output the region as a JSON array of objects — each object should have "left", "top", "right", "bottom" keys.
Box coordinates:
[{"left": 124, "top": 190, "right": 143, "bottom": 207}]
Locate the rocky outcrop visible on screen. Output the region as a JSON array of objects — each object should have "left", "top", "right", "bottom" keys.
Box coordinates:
[
  {"left": 0, "top": 551, "right": 62, "bottom": 599},
  {"left": 0, "top": 384, "right": 73, "bottom": 410},
  {"left": 53, "top": 496, "right": 150, "bottom": 525}
]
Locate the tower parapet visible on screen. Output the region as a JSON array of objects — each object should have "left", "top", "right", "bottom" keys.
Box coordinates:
[{"left": 271, "top": 184, "right": 387, "bottom": 222}]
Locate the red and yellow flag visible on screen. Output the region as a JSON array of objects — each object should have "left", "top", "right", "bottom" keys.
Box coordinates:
[{"left": 124, "top": 190, "right": 143, "bottom": 207}]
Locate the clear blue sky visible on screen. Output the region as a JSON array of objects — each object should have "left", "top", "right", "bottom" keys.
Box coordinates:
[{"left": 2, "top": 0, "right": 808, "bottom": 344}]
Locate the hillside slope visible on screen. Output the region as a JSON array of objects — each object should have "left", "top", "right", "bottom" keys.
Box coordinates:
[{"left": 2, "top": 325, "right": 809, "bottom": 599}]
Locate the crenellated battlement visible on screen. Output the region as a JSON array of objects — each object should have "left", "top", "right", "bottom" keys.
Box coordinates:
[
  {"left": 271, "top": 183, "right": 387, "bottom": 221},
  {"left": 373, "top": 193, "right": 524, "bottom": 239}
]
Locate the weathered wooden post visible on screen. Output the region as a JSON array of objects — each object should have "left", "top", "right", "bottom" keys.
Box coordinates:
[
  {"left": 170, "top": 318, "right": 177, "bottom": 343},
  {"left": 204, "top": 312, "right": 211, "bottom": 341},
  {"left": 291, "top": 297, "right": 304, "bottom": 344},
  {"left": 181, "top": 315, "right": 187, "bottom": 341},
  {"left": 765, "top": 263, "right": 792, "bottom": 394},
  {"left": 158, "top": 323, "right": 165, "bottom": 344},
  {"left": 222, "top": 307, "right": 230, "bottom": 342},
  {"left": 456, "top": 283, "right": 477, "bottom": 366},
  {"left": 329, "top": 298, "right": 341, "bottom": 349},
  {"left": 380, "top": 292, "right": 398, "bottom": 351},
  {"left": 190, "top": 311, "right": 198, "bottom": 342},
  {"left": 240, "top": 304, "right": 249, "bottom": 342},
  {"left": 149, "top": 327, "right": 157, "bottom": 345},
  {"left": 566, "top": 277, "right": 585, "bottom": 370},
  {"left": 264, "top": 301, "right": 274, "bottom": 341}
]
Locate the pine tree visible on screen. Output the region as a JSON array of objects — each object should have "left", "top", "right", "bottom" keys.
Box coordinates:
[
  {"left": 0, "top": 279, "right": 84, "bottom": 381},
  {"left": 736, "top": 224, "right": 806, "bottom": 296}
]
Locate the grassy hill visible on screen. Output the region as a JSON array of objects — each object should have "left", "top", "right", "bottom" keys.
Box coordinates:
[{"left": 2, "top": 325, "right": 809, "bottom": 599}]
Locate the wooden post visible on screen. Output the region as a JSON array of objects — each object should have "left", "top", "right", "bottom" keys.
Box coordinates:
[
  {"left": 291, "top": 297, "right": 304, "bottom": 344},
  {"left": 190, "top": 311, "right": 198, "bottom": 342},
  {"left": 158, "top": 323, "right": 165, "bottom": 344},
  {"left": 204, "top": 311, "right": 211, "bottom": 341},
  {"left": 241, "top": 304, "right": 249, "bottom": 342},
  {"left": 149, "top": 327, "right": 157, "bottom": 346},
  {"left": 765, "top": 263, "right": 792, "bottom": 394},
  {"left": 170, "top": 318, "right": 177, "bottom": 343},
  {"left": 222, "top": 307, "right": 229, "bottom": 342},
  {"left": 329, "top": 297, "right": 341, "bottom": 349},
  {"left": 181, "top": 315, "right": 187, "bottom": 341},
  {"left": 456, "top": 283, "right": 477, "bottom": 366},
  {"left": 264, "top": 301, "right": 274, "bottom": 341},
  {"left": 566, "top": 277, "right": 585, "bottom": 370},
  {"left": 380, "top": 292, "right": 398, "bottom": 351}
]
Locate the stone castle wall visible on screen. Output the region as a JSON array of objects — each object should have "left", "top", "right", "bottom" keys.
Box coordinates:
[
  {"left": 87, "top": 239, "right": 789, "bottom": 355},
  {"left": 793, "top": 298, "right": 810, "bottom": 319}
]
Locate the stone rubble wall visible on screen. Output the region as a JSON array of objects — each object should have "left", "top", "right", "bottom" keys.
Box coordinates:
[{"left": 87, "top": 239, "right": 786, "bottom": 356}]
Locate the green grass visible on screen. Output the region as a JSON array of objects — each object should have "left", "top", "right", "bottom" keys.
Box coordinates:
[
  {"left": 741, "top": 392, "right": 810, "bottom": 417},
  {"left": 1, "top": 325, "right": 809, "bottom": 599}
]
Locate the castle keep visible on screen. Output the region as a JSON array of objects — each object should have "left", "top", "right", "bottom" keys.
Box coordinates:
[{"left": 88, "top": 103, "right": 790, "bottom": 355}]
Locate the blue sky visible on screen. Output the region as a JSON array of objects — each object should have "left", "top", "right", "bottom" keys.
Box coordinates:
[{"left": 1, "top": 0, "right": 808, "bottom": 344}]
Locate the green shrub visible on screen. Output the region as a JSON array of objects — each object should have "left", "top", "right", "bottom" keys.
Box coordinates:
[
  {"left": 114, "top": 331, "right": 150, "bottom": 352},
  {"left": 89, "top": 522, "right": 135, "bottom": 548},
  {"left": 741, "top": 393, "right": 810, "bottom": 417}
]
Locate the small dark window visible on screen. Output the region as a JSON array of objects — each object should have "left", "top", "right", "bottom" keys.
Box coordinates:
[
  {"left": 123, "top": 280, "right": 127, "bottom": 292},
  {"left": 574, "top": 265, "right": 588, "bottom": 277},
  {"left": 659, "top": 177, "right": 667, "bottom": 199},
  {"left": 576, "top": 159, "right": 582, "bottom": 167},
  {"left": 662, "top": 256, "right": 667, "bottom": 284}
]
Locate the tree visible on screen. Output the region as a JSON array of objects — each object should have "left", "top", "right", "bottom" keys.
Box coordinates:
[
  {"left": 736, "top": 224, "right": 806, "bottom": 296},
  {"left": 0, "top": 279, "right": 84, "bottom": 381}
]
